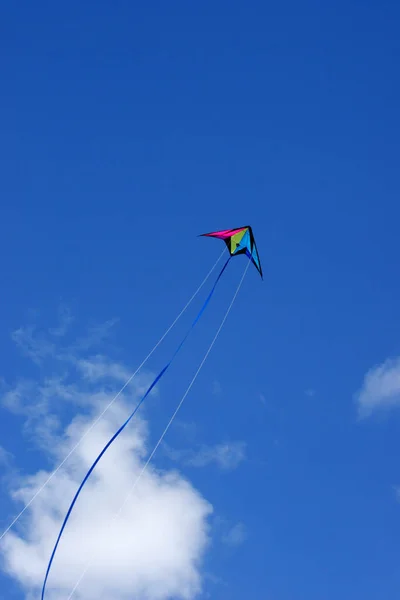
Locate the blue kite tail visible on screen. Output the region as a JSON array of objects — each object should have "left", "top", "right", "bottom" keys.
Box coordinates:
[{"left": 41, "top": 255, "right": 231, "bottom": 600}]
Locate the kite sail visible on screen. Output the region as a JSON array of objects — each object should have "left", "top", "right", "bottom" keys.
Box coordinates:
[
  {"left": 200, "top": 225, "right": 263, "bottom": 278},
  {"left": 41, "top": 226, "right": 261, "bottom": 600}
]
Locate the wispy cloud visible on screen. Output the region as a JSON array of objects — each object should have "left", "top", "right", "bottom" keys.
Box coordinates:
[
  {"left": 355, "top": 357, "right": 400, "bottom": 417},
  {"left": 165, "top": 441, "right": 246, "bottom": 471},
  {"left": 11, "top": 326, "right": 56, "bottom": 365},
  {"left": 75, "top": 354, "right": 132, "bottom": 383},
  {"left": 69, "top": 318, "right": 119, "bottom": 354},
  {"left": 0, "top": 310, "right": 214, "bottom": 600},
  {"left": 0, "top": 446, "right": 13, "bottom": 470},
  {"left": 221, "top": 522, "right": 247, "bottom": 547},
  {"left": 10, "top": 309, "right": 119, "bottom": 368},
  {"left": 188, "top": 442, "right": 246, "bottom": 470}
]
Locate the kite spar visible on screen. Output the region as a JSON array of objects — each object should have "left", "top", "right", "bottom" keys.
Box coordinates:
[{"left": 41, "top": 226, "right": 262, "bottom": 600}]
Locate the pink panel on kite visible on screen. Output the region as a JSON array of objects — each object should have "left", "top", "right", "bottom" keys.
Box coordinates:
[{"left": 203, "top": 227, "right": 247, "bottom": 239}]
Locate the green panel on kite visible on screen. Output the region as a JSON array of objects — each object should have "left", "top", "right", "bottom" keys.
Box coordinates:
[{"left": 230, "top": 229, "right": 247, "bottom": 253}]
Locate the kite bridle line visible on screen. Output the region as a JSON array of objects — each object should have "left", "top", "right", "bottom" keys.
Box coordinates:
[
  {"left": 0, "top": 247, "right": 227, "bottom": 544},
  {"left": 67, "top": 259, "right": 250, "bottom": 599},
  {"left": 41, "top": 253, "right": 233, "bottom": 600}
]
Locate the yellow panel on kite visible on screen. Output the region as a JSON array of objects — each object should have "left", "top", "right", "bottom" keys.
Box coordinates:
[{"left": 230, "top": 229, "right": 247, "bottom": 253}]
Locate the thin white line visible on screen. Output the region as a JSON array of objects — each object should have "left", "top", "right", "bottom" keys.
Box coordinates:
[
  {"left": 67, "top": 259, "right": 250, "bottom": 599},
  {"left": 0, "top": 249, "right": 226, "bottom": 543}
]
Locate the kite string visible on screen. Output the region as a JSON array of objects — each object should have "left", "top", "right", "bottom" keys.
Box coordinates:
[
  {"left": 67, "top": 259, "right": 250, "bottom": 599},
  {"left": 0, "top": 248, "right": 226, "bottom": 544},
  {"left": 41, "top": 255, "right": 232, "bottom": 600}
]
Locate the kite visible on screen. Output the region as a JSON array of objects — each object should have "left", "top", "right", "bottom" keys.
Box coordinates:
[
  {"left": 200, "top": 225, "right": 263, "bottom": 278},
  {"left": 41, "top": 226, "right": 262, "bottom": 600}
]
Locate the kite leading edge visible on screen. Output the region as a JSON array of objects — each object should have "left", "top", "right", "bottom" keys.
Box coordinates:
[{"left": 200, "top": 225, "right": 263, "bottom": 278}]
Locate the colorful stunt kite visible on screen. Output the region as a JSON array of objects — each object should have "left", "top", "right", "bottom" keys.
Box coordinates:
[{"left": 200, "top": 225, "right": 263, "bottom": 278}]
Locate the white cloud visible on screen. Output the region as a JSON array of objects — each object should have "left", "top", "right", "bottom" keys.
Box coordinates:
[
  {"left": 70, "top": 318, "right": 119, "bottom": 353},
  {"left": 0, "top": 313, "right": 214, "bottom": 600},
  {"left": 165, "top": 441, "right": 246, "bottom": 471},
  {"left": 188, "top": 443, "right": 246, "bottom": 470},
  {"left": 11, "top": 326, "right": 56, "bottom": 365},
  {"left": 10, "top": 310, "right": 118, "bottom": 367},
  {"left": 355, "top": 357, "right": 400, "bottom": 417},
  {"left": 0, "top": 405, "right": 212, "bottom": 600},
  {"left": 221, "top": 522, "right": 247, "bottom": 547},
  {"left": 75, "top": 354, "right": 133, "bottom": 384}
]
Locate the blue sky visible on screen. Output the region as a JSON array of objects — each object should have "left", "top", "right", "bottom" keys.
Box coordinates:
[{"left": 1, "top": 1, "right": 400, "bottom": 598}]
